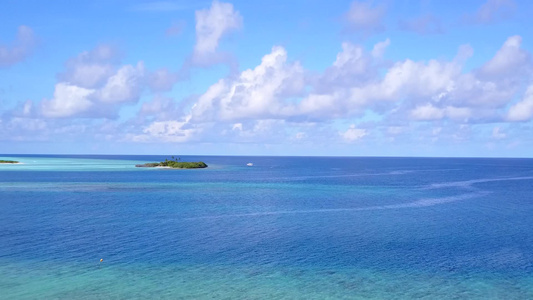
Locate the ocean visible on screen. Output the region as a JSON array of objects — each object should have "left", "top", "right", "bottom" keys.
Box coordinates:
[{"left": 1, "top": 155, "right": 532, "bottom": 299}]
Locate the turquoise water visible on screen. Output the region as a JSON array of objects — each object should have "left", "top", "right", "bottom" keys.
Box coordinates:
[{"left": 1, "top": 155, "right": 533, "bottom": 299}]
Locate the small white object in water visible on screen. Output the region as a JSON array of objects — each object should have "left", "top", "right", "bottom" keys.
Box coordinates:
[{"left": 247, "top": 163, "right": 253, "bottom": 166}]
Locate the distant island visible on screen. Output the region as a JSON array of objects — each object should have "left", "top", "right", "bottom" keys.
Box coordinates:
[
  {"left": 0, "top": 160, "right": 19, "bottom": 164},
  {"left": 136, "top": 157, "right": 207, "bottom": 169}
]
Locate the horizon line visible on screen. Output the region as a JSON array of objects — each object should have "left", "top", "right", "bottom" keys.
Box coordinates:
[{"left": 1, "top": 153, "right": 532, "bottom": 159}]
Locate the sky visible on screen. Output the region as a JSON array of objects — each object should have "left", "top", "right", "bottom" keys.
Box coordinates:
[{"left": 1, "top": 0, "right": 533, "bottom": 157}]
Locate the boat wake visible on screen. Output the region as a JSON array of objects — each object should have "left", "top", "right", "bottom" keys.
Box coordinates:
[{"left": 184, "top": 192, "right": 489, "bottom": 220}]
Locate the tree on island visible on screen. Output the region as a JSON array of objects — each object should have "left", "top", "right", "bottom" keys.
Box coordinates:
[
  {"left": 136, "top": 157, "right": 206, "bottom": 169},
  {"left": 0, "top": 160, "right": 19, "bottom": 164}
]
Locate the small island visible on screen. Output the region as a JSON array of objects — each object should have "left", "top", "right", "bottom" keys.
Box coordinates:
[
  {"left": 0, "top": 160, "right": 19, "bottom": 164},
  {"left": 136, "top": 157, "right": 207, "bottom": 169}
]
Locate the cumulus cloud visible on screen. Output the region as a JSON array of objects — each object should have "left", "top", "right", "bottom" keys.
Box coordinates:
[
  {"left": 184, "top": 35, "right": 531, "bottom": 131},
  {"left": 6, "top": 29, "right": 532, "bottom": 150},
  {"left": 371, "top": 38, "right": 390, "bottom": 59},
  {"left": 0, "top": 26, "right": 37, "bottom": 68},
  {"left": 379, "top": 35, "right": 531, "bottom": 123},
  {"left": 430, "top": 36, "right": 531, "bottom": 112},
  {"left": 318, "top": 42, "right": 377, "bottom": 90},
  {"left": 41, "top": 83, "right": 95, "bottom": 118},
  {"left": 467, "top": 0, "right": 516, "bottom": 24},
  {"left": 125, "top": 112, "right": 202, "bottom": 143},
  {"left": 507, "top": 85, "right": 533, "bottom": 122},
  {"left": 0, "top": 117, "right": 49, "bottom": 141},
  {"left": 343, "top": 1, "right": 386, "bottom": 36},
  {"left": 57, "top": 44, "right": 117, "bottom": 88},
  {"left": 410, "top": 104, "right": 445, "bottom": 121},
  {"left": 193, "top": 0, "right": 242, "bottom": 60},
  {"left": 140, "top": 119, "right": 196, "bottom": 142},
  {"left": 341, "top": 125, "right": 367, "bottom": 142},
  {"left": 190, "top": 46, "right": 305, "bottom": 122},
  {"left": 478, "top": 35, "right": 530, "bottom": 79},
  {"left": 97, "top": 62, "right": 145, "bottom": 104},
  {"left": 410, "top": 104, "right": 471, "bottom": 121},
  {"left": 303, "top": 51, "right": 464, "bottom": 120},
  {"left": 372, "top": 57, "right": 461, "bottom": 100},
  {"left": 39, "top": 45, "right": 148, "bottom": 118}
]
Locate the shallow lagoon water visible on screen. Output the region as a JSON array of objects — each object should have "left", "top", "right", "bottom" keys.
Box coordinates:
[{"left": 1, "top": 155, "right": 533, "bottom": 299}]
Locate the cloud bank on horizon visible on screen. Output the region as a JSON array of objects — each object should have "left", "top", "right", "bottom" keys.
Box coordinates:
[{"left": 0, "top": 0, "right": 532, "bottom": 156}]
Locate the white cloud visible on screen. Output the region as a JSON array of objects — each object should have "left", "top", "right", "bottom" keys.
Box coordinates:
[
  {"left": 297, "top": 92, "right": 346, "bottom": 119},
  {"left": 66, "top": 64, "right": 114, "bottom": 88},
  {"left": 341, "top": 125, "right": 367, "bottom": 142},
  {"left": 444, "top": 74, "right": 513, "bottom": 108},
  {"left": 327, "top": 42, "right": 373, "bottom": 84},
  {"left": 129, "top": 115, "right": 199, "bottom": 143},
  {"left": 58, "top": 45, "right": 117, "bottom": 88},
  {"left": 454, "top": 44, "right": 475, "bottom": 65},
  {"left": 371, "top": 38, "right": 390, "bottom": 59},
  {"left": 427, "top": 36, "right": 530, "bottom": 111},
  {"left": 9, "top": 32, "right": 533, "bottom": 151},
  {"left": 142, "top": 119, "right": 195, "bottom": 142},
  {"left": 0, "top": 26, "right": 37, "bottom": 68},
  {"left": 343, "top": 1, "right": 386, "bottom": 36},
  {"left": 410, "top": 104, "right": 445, "bottom": 121},
  {"left": 41, "top": 83, "right": 95, "bottom": 118},
  {"left": 334, "top": 42, "right": 365, "bottom": 68},
  {"left": 445, "top": 106, "right": 471, "bottom": 121},
  {"left": 479, "top": 35, "right": 530, "bottom": 78},
  {"left": 97, "top": 62, "right": 145, "bottom": 103},
  {"left": 410, "top": 104, "right": 471, "bottom": 121},
  {"left": 194, "top": 0, "right": 242, "bottom": 57},
  {"left": 315, "top": 54, "right": 462, "bottom": 115},
  {"left": 40, "top": 46, "right": 147, "bottom": 118},
  {"left": 411, "top": 103, "right": 472, "bottom": 122},
  {"left": 316, "top": 39, "right": 389, "bottom": 94},
  {"left": 507, "top": 85, "right": 533, "bottom": 121},
  {"left": 185, "top": 35, "right": 530, "bottom": 129},
  {"left": 190, "top": 46, "right": 304, "bottom": 122},
  {"left": 372, "top": 36, "right": 530, "bottom": 116},
  {"left": 9, "top": 117, "right": 47, "bottom": 132}
]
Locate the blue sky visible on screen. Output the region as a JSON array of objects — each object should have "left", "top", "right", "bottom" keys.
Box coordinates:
[{"left": 1, "top": 0, "right": 532, "bottom": 157}]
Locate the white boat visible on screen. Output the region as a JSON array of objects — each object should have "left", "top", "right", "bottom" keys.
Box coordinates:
[{"left": 247, "top": 163, "right": 253, "bottom": 166}]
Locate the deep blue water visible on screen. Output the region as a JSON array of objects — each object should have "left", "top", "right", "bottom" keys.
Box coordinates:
[{"left": 1, "top": 155, "right": 533, "bottom": 299}]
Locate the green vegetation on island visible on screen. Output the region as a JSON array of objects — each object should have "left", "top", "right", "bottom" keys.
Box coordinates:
[
  {"left": 0, "top": 160, "right": 19, "bottom": 164},
  {"left": 136, "top": 157, "right": 207, "bottom": 169}
]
